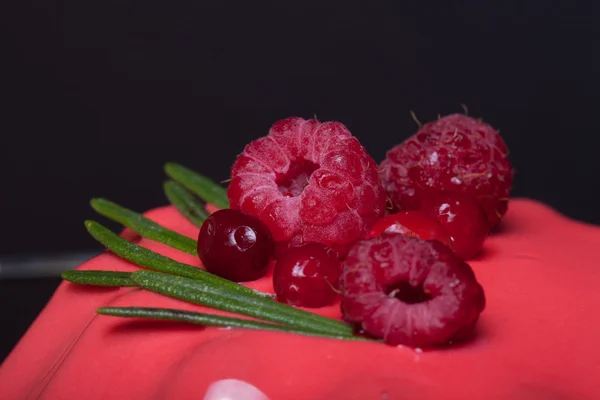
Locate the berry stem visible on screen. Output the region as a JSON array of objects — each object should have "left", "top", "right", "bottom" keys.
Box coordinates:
[
  {"left": 165, "top": 163, "right": 230, "bottom": 209},
  {"left": 97, "top": 307, "right": 366, "bottom": 341},
  {"left": 91, "top": 198, "right": 198, "bottom": 255},
  {"left": 61, "top": 270, "right": 136, "bottom": 287},
  {"left": 132, "top": 271, "right": 355, "bottom": 337},
  {"left": 163, "top": 180, "right": 208, "bottom": 227}
]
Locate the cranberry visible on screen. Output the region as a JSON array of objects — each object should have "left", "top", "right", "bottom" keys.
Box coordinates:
[
  {"left": 366, "top": 210, "right": 453, "bottom": 249},
  {"left": 273, "top": 242, "right": 341, "bottom": 308},
  {"left": 197, "top": 209, "right": 274, "bottom": 282},
  {"left": 420, "top": 192, "right": 490, "bottom": 260}
]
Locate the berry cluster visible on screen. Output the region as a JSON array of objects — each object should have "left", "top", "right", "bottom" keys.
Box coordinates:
[{"left": 196, "top": 113, "right": 512, "bottom": 347}]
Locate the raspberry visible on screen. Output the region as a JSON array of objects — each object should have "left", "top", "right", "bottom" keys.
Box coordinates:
[
  {"left": 340, "top": 234, "right": 485, "bottom": 347},
  {"left": 421, "top": 192, "right": 490, "bottom": 260},
  {"left": 380, "top": 113, "right": 513, "bottom": 227},
  {"left": 228, "top": 117, "right": 385, "bottom": 255}
]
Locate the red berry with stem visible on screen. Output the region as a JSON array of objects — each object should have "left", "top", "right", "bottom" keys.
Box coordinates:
[
  {"left": 380, "top": 113, "right": 512, "bottom": 227},
  {"left": 273, "top": 242, "right": 341, "bottom": 308},
  {"left": 340, "top": 234, "right": 485, "bottom": 348},
  {"left": 197, "top": 209, "right": 274, "bottom": 282},
  {"left": 366, "top": 210, "right": 453, "bottom": 249},
  {"left": 421, "top": 192, "right": 490, "bottom": 260},
  {"left": 227, "top": 117, "right": 385, "bottom": 256}
]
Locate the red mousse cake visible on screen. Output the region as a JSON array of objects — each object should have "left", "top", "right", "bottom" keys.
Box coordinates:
[{"left": 2, "top": 116, "right": 599, "bottom": 399}]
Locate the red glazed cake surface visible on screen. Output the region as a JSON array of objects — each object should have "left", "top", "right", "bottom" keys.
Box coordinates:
[{"left": 1, "top": 199, "right": 600, "bottom": 399}]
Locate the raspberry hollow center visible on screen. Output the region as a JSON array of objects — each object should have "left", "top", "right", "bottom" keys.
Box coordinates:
[
  {"left": 276, "top": 159, "right": 319, "bottom": 197},
  {"left": 386, "top": 281, "right": 432, "bottom": 304}
]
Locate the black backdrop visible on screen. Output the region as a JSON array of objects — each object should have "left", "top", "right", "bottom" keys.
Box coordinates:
[{"left": 2, "top": 0, "right": 600, "bottom": 256}]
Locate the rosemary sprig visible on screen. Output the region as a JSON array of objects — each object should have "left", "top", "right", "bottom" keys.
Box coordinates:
[
  {"left": 61, "top": 268, "right": 354, "bottom": 336},
  {"left": 163, "top": 180, "right": 208, "bottom": 227},
  {"left": 97, "top": 307, "right": 363, "bottom": 341},
  {"left": 76, "top": 166, "right": 360, "bottom": 341},
  {"left": 85, "top": 220, "right": 253, "bottom": 293},
  {"left": 164, "top": 162, "right": 229, "bottom": 209},
  {"left": 91, "top": 198, "right": 197, "bottom": 255},
  {"left": 83, "top": 222, "right": 352, "bottom": 334},
  {"left": 131, "top": 270, "right": 354, "bottom": 336},
  {"left": 61, "top": 270, "right": 136, "bottom": 287}
]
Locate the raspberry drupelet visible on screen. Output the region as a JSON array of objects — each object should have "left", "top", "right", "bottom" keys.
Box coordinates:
[
  {"left": 380, "top": 114, "right": 513, "bottom": 227},
  {"left": 228, "top": 117, "right": 386, "bottom": 256},
  {"left": 340, "top": 234, "right": 486, "bottom": 348}
]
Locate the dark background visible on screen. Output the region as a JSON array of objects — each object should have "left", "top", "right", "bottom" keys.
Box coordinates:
[{"left": 1, "top": 0, "right": 598, "bottom": 360}]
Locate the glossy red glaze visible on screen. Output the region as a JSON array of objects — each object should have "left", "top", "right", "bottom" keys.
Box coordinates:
[{"left": 3, "top": 200, "right": 600, "bottom": 399}]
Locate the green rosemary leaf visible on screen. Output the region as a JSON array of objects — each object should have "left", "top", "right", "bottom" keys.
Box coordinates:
[
  {"left": 91, "top": 198, "right": 197, "bottom": 255},
  {"left": 164, "top": 162, "right": 229, "bottom": 209},
  {"left": 163, "top": 180, "right": 208, "bottom": 227},
  {"left": 62, "top": 270, "right": 136, "bottom": 287},
  {"left": 84, "top": 220, "right": 254, "bottom": 294},
  {"left": 97, "top": 307, "right": 364, "bottom": 341},
  {"left": 84, "top": 221, "right": 352, "bottom": 335},
  {"left": 131, "top": 270, "right": 354, "bottom": 336}
]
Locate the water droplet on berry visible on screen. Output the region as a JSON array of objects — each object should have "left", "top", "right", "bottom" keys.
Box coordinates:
[{"left": 232, "top": 226, "right": 256, "bottom": 251}]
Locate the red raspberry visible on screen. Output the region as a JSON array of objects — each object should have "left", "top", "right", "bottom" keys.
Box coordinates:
[
  {"left": 380, "top": 113, "right": 513, "bottom": 227},
  {"left": 340, "top": 234, "right": 485, "bottom": 348},
  {"left": 228, "top": 117, "right": 385, "bottom": 255},
  {"left": 421, "top": 192, "right": 490, "bottom": 260}
]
